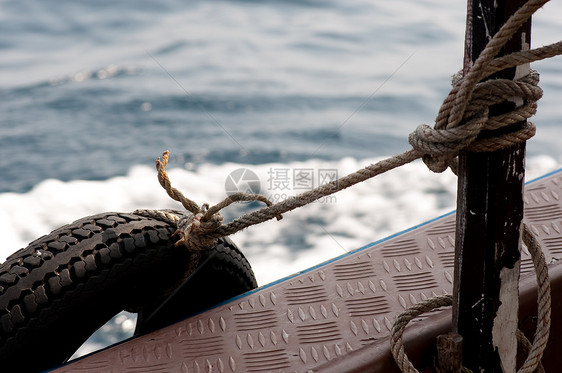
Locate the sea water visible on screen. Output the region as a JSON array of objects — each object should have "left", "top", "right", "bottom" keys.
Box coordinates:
[{"left": 1, "top": 0, "right": 561, "bottom": 360}]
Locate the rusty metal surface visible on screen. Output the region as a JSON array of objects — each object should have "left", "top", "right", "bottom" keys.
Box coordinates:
[{"left": 51, "top": 169, "right": 562, "bottom": 373}]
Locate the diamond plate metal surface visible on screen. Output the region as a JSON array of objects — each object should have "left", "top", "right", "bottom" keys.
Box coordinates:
[{"left": 53, "top": 170, "right": 562, "bottom": 373}]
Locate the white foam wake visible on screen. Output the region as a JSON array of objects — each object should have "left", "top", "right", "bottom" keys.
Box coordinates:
[
  {"left": 2, "top": 155, "right": 558, "bottom": 360},
  {"left": 1, "top": 155, "right": 558, "bottom": 285}
]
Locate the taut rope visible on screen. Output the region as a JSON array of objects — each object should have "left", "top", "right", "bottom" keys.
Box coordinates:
[
  {"left": 138, "top": 0, "right": 562, "bottom": 250},
  {"left": 135, "top": 0, "right": 561, "bottom": 370}
]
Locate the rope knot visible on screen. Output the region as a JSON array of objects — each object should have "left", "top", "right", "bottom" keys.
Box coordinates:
[
  {"left": 409, "top": 69, "right": 542, "bottom": 173},
  {"left": 173, "top": 208, "right": 224, "bottom": 251},
  {"left": 155, "top": 151, "right": 282, "bottom": 252}
]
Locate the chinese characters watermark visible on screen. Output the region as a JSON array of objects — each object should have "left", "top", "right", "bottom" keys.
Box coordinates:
[{"left": 226, "top": 167, "right": 338, "bottom": 204}]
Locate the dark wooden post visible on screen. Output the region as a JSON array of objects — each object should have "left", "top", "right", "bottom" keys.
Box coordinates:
[{"left": 453, "top": 1, "right": 531, "bottom": 372}]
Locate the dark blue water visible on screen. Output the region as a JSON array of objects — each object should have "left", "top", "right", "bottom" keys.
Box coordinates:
[
  {"left": 0, "top": 0, "right": 469, "bottom": 194},
  {"left": 3, "top": 0, "right": 561, "bottom": 194},
  {"left": 1, "top": 81, "right": 424, "bottom": 193}
]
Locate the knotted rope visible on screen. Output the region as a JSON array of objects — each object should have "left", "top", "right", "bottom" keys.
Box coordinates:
[
  {"left": 390, "top": 224, "right": 551, "bottom": 373},
  {"left": 410, "top": 71, "right": 541, "bottom": 172},
  {"left": 145, "top": 151, "right": 282, "bottom": 252},
  {"left": 134, "top": 0, "right": 559, "bottom": 369},
  {"left": 139, "top": 0, "right": 562, "bottom": 247}
]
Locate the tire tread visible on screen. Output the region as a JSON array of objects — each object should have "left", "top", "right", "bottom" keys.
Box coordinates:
[{"left": 0, "top": 211, "right": 256, "bottom": 372}]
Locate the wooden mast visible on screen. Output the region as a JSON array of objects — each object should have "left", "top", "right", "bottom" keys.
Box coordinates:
[{"left": 453, "top": 0, "right": 531, "bottom": 372}]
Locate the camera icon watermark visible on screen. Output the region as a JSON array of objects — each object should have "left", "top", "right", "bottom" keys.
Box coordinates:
[{"left": 224, "top": 168, "right": 261, "bottom": 196}]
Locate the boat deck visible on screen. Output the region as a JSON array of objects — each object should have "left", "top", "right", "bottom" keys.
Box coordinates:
[{"left": 52, "top": 169, "right": 562, "bottom": 372}]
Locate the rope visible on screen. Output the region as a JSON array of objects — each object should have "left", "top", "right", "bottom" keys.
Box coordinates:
[
  {"left": 517, "top": 330, "right": 545, "bottom": 373},
  {"left": 520, "top": 224, "right": 551, "bottom": 373},
  {"left": 134, "top": 209, "right": 181, "bottom": 226},
  {"left": 390, "top": 224, "right": 551, "bottom": 373},
  {"left": 409, "top": 71, "right": 540, "bottom": 172},
  {"left": 155, "top": 153, "right": 200, "bottom": 215},
  {"left": 145, "top": 151, "right": 283, "bottom": 251},
  {"left": 391, "top": 294, "right": 453, "bottom": 373},
  {"left": 143, "top": 0, "right": 562, "bottom": 247},
  {"left": 137, "top": 0, "right": 558, "bottom": 369}
]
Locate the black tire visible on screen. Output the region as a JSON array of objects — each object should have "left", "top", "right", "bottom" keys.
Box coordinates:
[
  {"left": 0, "top": 212, "right": 257, "bottom": 373},
  {"left": 134, "top": 237, "right": 259, "bottom": 335}
]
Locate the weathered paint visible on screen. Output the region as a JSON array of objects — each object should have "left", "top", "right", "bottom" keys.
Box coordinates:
[
  {"left": 453, "top": 0, "right": 530, "bottom": 371},
  {"left": 492, "top": 259, "right": 521, "bottom": 373}
]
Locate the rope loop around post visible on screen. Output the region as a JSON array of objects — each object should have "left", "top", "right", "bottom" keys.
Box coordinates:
[
  {"left": 408, "top": 69, "right": 541, "bottom": 173},
  {"left": 408, "top": 0, "right": 550, "bottom": 173},
  {"left": 145, "top": 29, "right": 562, "bottom": 248},
  {"left": 137, "top": 0, "right": 562, "bottom": 245}
]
